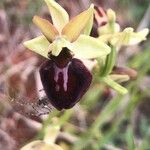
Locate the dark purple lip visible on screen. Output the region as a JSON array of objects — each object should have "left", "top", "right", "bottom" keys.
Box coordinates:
[{"left": 39, "top": 48, "right": 92, "bottom": 110}]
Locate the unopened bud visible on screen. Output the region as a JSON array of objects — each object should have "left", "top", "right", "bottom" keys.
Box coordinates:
[{"left": 107, "top": 9, "right": 116, "bottom": 23}]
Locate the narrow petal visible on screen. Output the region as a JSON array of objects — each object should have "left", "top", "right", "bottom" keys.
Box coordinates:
[
  {"left": 33, "top": 16, "right": 59, "bottom": 42},
  {"left": 94, "top": 6, "right": 107, "bottom": 27},
  {"left": 62, "top": 5, "right": 94, "bottom": 42},
  {"left": 70, "top": 35, "right": 111, "bottom": 59},
  {"left": 44, "top": 0, "right": 69, "bottom": 32},
  {"left": 23, "top": 36, "right": 50, "bottom": 58}
]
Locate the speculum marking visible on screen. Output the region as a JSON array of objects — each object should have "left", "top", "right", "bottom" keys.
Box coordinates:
[{"left": 54, "top": 62, "right": 71, "bottom": 92}]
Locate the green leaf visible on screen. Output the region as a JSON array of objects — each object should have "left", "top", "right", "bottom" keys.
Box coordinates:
[
  {"left": 33, "top": 16, "right": 59, "bottom": 42},
  {"left": 70, "top": 35, "right": 111, "bottom": 59},
  {"left": 126, "top": 126, "right": 136, "bottom": 150},
  {"left": 83, "top": 4, "right": 94, "bottom": 36},
  {"left": 62, "top": 6, "right": 94, "bottom": 42},
  {"left": 101, "top": 76, "right": 128, "bottom": 95},
  {"left": 23, "top": 36, "right": 50, "bottom": 58},
  {"left": 44, "top": 0, "right": 69, "bottom": 32}
]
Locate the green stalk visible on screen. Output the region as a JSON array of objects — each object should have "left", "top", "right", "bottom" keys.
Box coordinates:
[{"left": 100, "top": 45, "right": 116, "bottom": 77}]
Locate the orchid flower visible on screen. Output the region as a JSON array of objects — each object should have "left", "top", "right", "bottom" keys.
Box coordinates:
[
  {"left": 23, "top": 0, "right": 112, "bottom": 110},
  {"left": 23, "top": 0, "right": 110, "bottom": 60},
  {"left": 21, "top": 125, "right": 63, "bottom": 150},
  {"left": 95, "top": 8, "right": 149, "bottom": 94},
  {"left": 98, "top": 9, "right": 149, "bottom": 48}
]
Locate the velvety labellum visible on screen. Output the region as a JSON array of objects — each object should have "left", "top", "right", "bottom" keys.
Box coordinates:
[{"left": 39, "top": 48, "right": 92, "bottom": 110}]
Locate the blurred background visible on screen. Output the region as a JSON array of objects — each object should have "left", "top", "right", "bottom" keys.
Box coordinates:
[{"left": 0, "top": 0, "right": 150, "bottom": 150}]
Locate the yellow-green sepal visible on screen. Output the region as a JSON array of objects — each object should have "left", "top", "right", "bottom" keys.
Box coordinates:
[
  {"left": 44, "top": 0, "right": 69, "bottom": 32},
  {"left": 70, "top": 35, "right": 111, "bottom": 59},
  {"left": 83, "top": 4, "right": 94, "bottom": 36}
]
